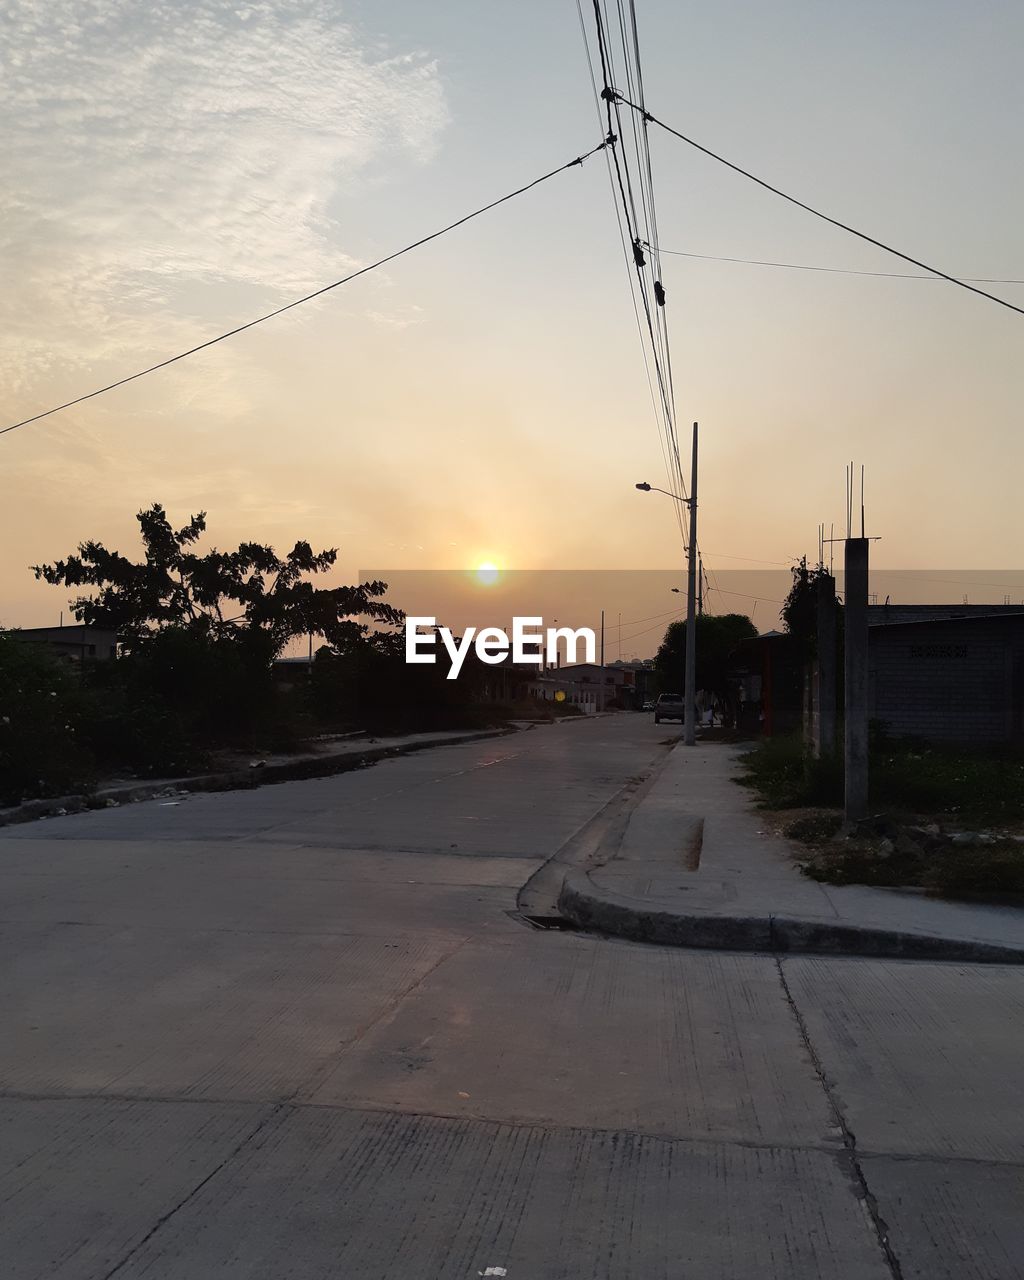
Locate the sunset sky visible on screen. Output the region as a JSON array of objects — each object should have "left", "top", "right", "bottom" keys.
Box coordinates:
[{"left": 2, "top": 0, "right": 1021, "bottom": 644}]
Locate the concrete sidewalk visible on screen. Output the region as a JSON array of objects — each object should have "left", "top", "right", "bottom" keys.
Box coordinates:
[
  {"left": 0, "top": 726, "right": 515, "bottom": 829},
  {"left": 559, "top": 742, "right": 1024, "bottom": 961}
]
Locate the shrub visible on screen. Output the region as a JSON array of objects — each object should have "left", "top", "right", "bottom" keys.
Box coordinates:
[
  {"left": 737, "top": 735, "right": 842, "bottom": 808},
  {"left": 0, "top": 632, "right": 95, "bottom": 803}
]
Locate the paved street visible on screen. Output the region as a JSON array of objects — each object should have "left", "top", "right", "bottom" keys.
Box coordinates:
[{"left": 2, "top": 715, "right": 1022, "bottom": 1279}]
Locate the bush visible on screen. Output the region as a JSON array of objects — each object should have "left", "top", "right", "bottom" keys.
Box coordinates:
[
  {"left": 740, "top": 731, "right": 1024, "bottom": 827},
  {"left": 0, "top": 626, "right": 305, "bottom": 801},
  {"left": 0, "top": 632, "right": 96, "bottom": 803},
  {"left": 736, "top": 735, "right": 842, "bottom": 808},
  {"left": 870, "top": 738, "right": 1024, "bottom": 825},
  {"left": 928, "top": 842, "right": 1024, "bottom": 896},
  {"left": 309, "top": 641, "right": 481, "bottom": 733}
]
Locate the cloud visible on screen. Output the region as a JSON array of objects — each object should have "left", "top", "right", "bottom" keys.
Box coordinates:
[
  {"left": 367, "top": 304, "right": 426, "bottom": 330},
  {"left": 0, "top": 0, "right": 449, "bottom": 397}
]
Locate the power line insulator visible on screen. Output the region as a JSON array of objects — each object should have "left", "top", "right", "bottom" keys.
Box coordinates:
[
  {"left": 654, "top": 280, "right": 666, "bottom": 306},
  {"left": 632, "top": 239, "right": 647, "bottom": 269}
]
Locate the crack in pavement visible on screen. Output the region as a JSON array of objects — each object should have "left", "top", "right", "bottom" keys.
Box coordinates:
[
  {"left": 98, "top": 1101, "right": 286, "bottom": 1280},
  {"left": 775, "top": 956, "right": 907, "bottom": 1280}
]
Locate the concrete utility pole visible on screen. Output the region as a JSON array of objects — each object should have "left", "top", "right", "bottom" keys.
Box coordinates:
[
  {"left": 684, "top": 422, "right": 698, "bottom": 746},
  {"left": 599, "top": 609, "right": 606, "bottom": 713},
  {"left": 815, "top": 573, "right": 837, "bottom": 759},
  {"left": 844, "top": 538, "right": 869, "bottom": 822}
]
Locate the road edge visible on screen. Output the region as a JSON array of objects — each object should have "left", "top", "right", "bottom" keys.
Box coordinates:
[{"left": 0, "top": 727, "right": 516, "bottom": 829}]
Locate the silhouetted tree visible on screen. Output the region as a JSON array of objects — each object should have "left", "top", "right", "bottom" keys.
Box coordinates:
[
  {"left": 33, "top": 503, "right": 401, "bottom": 660},
  {"left": 781, "top": 558, "right": 841, "bottom": 656},
  {"left": 654, "top": 613, "right": 758, "bottom": 699}
]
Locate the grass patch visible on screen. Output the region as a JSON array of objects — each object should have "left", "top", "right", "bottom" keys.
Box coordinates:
[
  {"left": 739, "top": 732, "right": 1024, "bottom": 898},
  {"left": 738, "top": 732, "right": 1024, "bottom": 826},
  {"left": 800, "top": 835, "right": 1024, "bottom": 898},
  {"left": 736, "top": 735, "right": 842, "bottom": 809}
]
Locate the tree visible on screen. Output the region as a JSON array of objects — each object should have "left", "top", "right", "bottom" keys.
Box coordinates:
[
  {"left": 33, "top": 504, "right": 402, "bottom": 659},
  {"left": 654, "top": 613, "right": 758, "bottom": 700},
  {"left": 781, "top": 558, "right": 841, "bottom": 656}
]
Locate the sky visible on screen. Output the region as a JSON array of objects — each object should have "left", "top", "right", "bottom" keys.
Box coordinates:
[{"left": 1, "top": 0, "right": 1021, "bottom": 648}]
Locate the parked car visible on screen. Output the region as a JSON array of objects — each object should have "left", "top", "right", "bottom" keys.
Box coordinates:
[
  {"left": 641, "top": 700, "right": 655, "bottom": 712},
  {"left": 654, "top": 693, "right": 685, "bottom": 724}
]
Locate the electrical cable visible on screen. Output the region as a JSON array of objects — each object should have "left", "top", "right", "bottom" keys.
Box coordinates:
[
  {"left": 2, "top": 141, "right": 609, "bottom": 437},
  {"left": 655, "top": 245, "right": 1024, "bottom": 284},
  {"left": 591, "top": 2, "right": 688, "bottom": 528},
  {"left": 609, "top": 92, "right": 1024, "bottom": 318},
  {"left": 576, "top": 0, "right": 686, "bottom": 544}
]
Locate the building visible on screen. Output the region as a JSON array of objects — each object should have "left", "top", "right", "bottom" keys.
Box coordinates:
[
  {"left": 729, "top": 630, "right": 803, "bottom": 735},
  {"left": 734, "top": 605, "right": 1024, "bottom": 746},
  {"left": 5, "top": 625, "right": 117, "bottom": 662},
  {"left": 529, "top": 660, "right": 653, "bottom": 712},
  {"left": 868, "top": 610, "right": 1024, "bottom": 745}
]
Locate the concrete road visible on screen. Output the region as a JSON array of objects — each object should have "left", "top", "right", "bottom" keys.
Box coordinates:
[{"left": 1, "top": 716, "right": 1021, "bottom": 1279}]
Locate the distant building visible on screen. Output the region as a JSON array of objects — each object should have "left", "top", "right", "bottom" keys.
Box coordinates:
[
  {"left": 6, "top": 625, "right": 117, "bottom": 662},
  {"left": 528, "top": 660, "right": 654, "bottom": 711}
]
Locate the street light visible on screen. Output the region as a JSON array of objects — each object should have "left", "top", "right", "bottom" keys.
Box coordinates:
[
  {"left": 634, "top": 423, "right": 699, "bottom": 746},
  {"left": 635, "top": 482, "right": 688, "bottom": 502}
]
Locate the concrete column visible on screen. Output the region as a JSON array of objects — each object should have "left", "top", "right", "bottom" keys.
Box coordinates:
[
  {"left": 844, "top": 540, "right": 869, "bottom": 822},
  {"left": 816, "top": 574, "right": 837, "bottom": 758}
]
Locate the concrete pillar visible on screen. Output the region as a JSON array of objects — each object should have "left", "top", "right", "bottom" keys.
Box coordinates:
[
  {"left": 844, "top": 540, "right": 870, "bottom": 822},
  {"left": 816, "top": 574, "right": 837, "bottom": 758}
]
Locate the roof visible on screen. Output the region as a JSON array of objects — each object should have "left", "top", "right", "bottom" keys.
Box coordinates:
[
  {"left": 867, "top": 604, "right": 1024, "bottom": 626},
  {"left": 5, "top": 625, "right": 117, "bottom": 641},
  {"left": 868, "top": 610, "right": 1024, "bottom": 632}
]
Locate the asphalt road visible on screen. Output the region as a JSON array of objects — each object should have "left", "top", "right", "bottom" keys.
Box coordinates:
[{"left": 2, "top": 715, "right": 1021, "bottom": 1279}]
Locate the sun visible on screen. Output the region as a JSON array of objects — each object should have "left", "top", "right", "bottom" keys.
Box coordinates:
[{"left": 475, "top": 560, "right": 500, "bottom": 586}]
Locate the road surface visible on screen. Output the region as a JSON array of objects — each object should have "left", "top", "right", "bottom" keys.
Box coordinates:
[{"left": 1, "top": 715, "right": 1021, "bottom": 1278}]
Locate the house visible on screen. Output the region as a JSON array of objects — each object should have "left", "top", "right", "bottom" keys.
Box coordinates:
[
  {"left": 729, "top": 630, "right": 803, "bottom": 735},
  {"left": 5, "top": 625, "right": 118, "bottom": 662},
  {"left": 868, "top": 610, "right": 1024, "bottom": 745},
  {"left": 530, "top": 661, "right": 641, "bottom": 712},
  {"left": 733, "top": 605, "right": 1024, "bottom": 746}
]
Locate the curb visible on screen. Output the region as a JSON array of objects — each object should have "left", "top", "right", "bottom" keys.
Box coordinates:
[
  {"left": 558, "top": 870, "right": 1024, "bottom": 964},
  {"left": 0, "top": 727, "right": 516, "bottom": 830}
]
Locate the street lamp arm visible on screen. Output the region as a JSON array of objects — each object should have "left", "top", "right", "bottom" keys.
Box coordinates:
[{"left": 634, "top": 482, "right": 693, "bottom": 506}]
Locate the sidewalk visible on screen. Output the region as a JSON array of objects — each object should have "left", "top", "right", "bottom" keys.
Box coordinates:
[
  {"left": 558, "top": 742, "right": 1024, "bottom": 962},
  {"left": 0, "top": 727, "right": 514, "bottom": 829}
]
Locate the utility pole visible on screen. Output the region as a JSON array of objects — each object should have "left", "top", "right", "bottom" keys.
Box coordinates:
[
  {"left": 684, "top": 421, "right": 698, "bottom": 746},
  {"left": 815, "top": 572, "right": 837, "bottom": 759},
  {"left": 698, "top": 555, "right": 704, "bottom": 616},
  {"left": 844, "top": 538, "right": 869, "bottom": 821},
  {"left": 842, "top": 462, "right": 872, "bottom": 824},
  {"left": 599, "top": 609, "right": 606, "bottom": 713}
]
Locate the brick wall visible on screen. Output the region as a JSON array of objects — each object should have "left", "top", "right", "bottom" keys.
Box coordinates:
[{"left": 869, "top": 618, "right": 1023, "bottom": 745}]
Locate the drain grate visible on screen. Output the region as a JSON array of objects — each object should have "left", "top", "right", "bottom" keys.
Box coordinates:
[{"left": 510, "top": 911, "right": 577, "bottom": 932}]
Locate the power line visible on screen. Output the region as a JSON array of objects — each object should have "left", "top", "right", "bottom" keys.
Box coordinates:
[
  {"left": 697, "top": 550, "right": 791, "bottom": 565},
  {"left": 609, "top": 91, "right": 1024, "bottom": 319},
  {"left": 618, "top": 586, "right": 784, "bottom": 646},
  {"left": 617, "top": 611, "right": 684, "bottom": 646},
  {"left": 618, "top": 603, "right": 689, "bottom": 628},
  {"left": 593, "top": 15, "right": 735, "bottom": 628},
  {"left": 655, "top": 245, "right": 1024, "bottom": 284},
  {"left": 590, "top": 3, "right": 686, "bottom": 504},
  {"left": 711, "top": 587, "right": 784, "bottom": 605},
  {"left": 2, "top": 141, "right": 609, "bottom": 438},
  {"left": 575, "top": 0, "right": 687, "bottom": 546}
]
